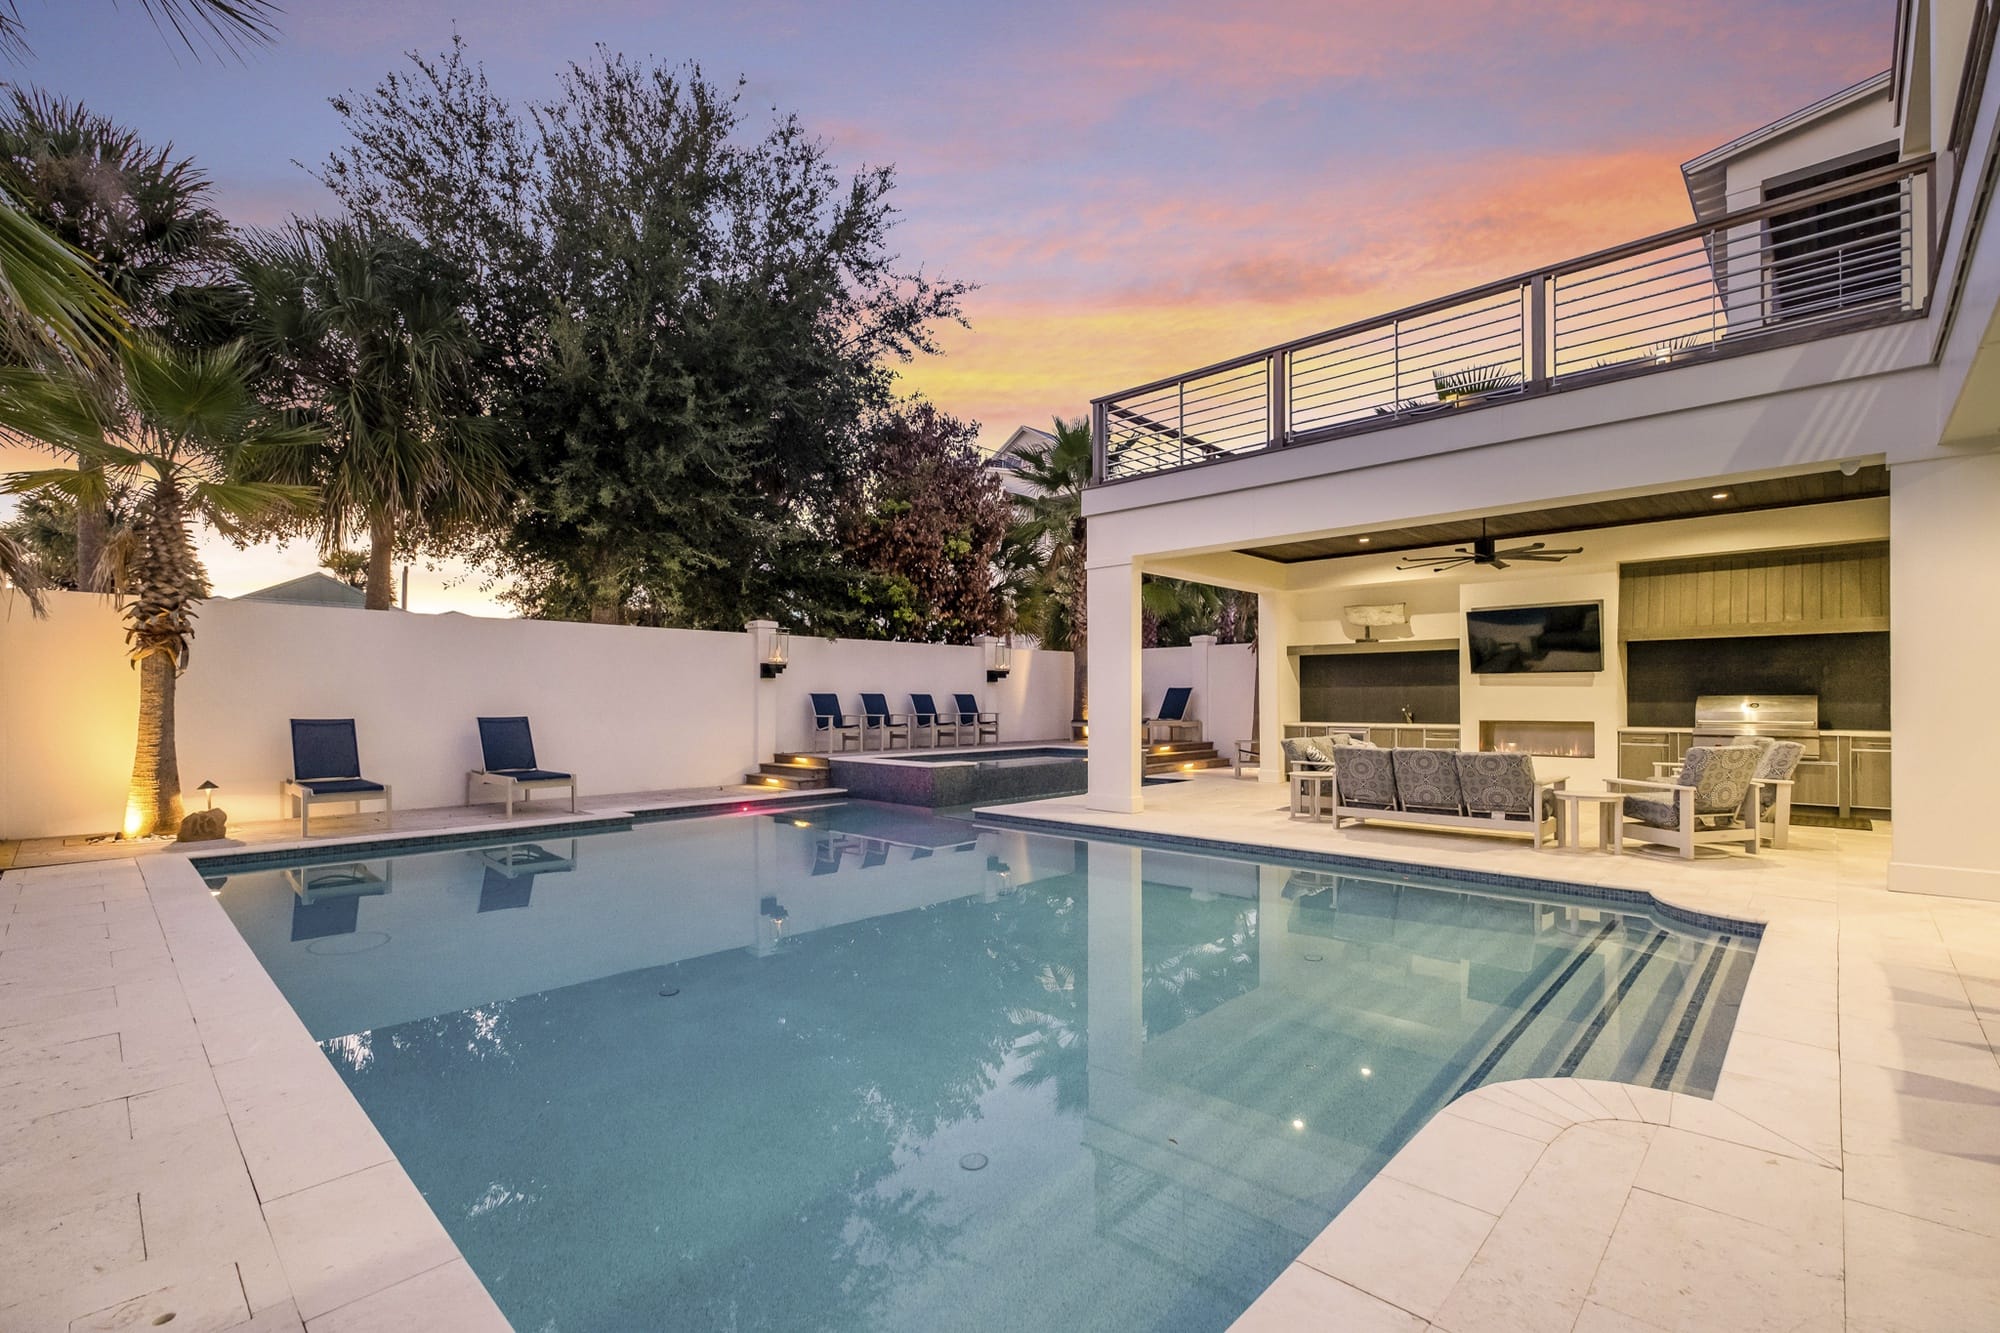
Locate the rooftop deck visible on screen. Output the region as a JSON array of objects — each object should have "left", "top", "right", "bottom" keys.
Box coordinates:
[{"left": 1090, "top": 155, "right": 1935, "bottom": 486}]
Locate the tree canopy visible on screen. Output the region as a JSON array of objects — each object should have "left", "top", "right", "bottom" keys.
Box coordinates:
[{"left": 316, "top": 39, "right": 972, "bottom": 628}]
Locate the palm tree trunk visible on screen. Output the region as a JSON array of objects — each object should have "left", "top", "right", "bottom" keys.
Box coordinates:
[
  {"left": 125, "top": 650, "right": 182, "bottom": 838},
  {"left": 364, "top": 511, "right": 396, "bottom": 610},
  {"left": 1073, "top": 644, "right": 1088, "bottom": 732},
  {"left": 75, "top": 462, "right": 105, "bottom": 590}
]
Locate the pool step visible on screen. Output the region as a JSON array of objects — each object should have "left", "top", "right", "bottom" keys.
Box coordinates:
[{"left": 747, "top": 756, "right": 832, "bottom": 790}]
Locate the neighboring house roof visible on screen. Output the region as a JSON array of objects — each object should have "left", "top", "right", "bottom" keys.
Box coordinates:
[
  {"left": 1681, "top": 71, "right": 1894, "bottom": 223},
  {"left": 987, "top": 425, "right": 1055, "bottom": 496},
  {"left": 234, "top": 572, "right": 371, "bottom": 608}
]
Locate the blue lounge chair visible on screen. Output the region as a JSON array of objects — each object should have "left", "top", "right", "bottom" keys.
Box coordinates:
[
  {"left": 282, "top": 719, "right": 392, "bottom": 837},
  {"left": 811, "top": 693, "right": 863, "bottom": 754},
  {"left": 859, "top": 693, "right": 912, "bottom": 750},
  {"left": 909, "top": 693, "right": 961, "bottom": 747},
  {"left": 952, "top": 693, "right": 999, "bottom": 745},
  {"left": 1145, "top": 687, "right": 1201, "bottom": 742},
  {"left": 467, "top": 717, "right": 577, "bottom": 818}
]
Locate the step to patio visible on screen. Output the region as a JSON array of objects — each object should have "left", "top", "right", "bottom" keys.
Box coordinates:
[
  {"left": 1142, "top": 740, "right": 1229, "bottom": 774},
  {"left": 748, "top": 757, "right": 832, "bottom": 789}
]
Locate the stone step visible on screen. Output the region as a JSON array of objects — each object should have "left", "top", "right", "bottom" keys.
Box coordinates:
[
  {"left": 771, "top": 753, "right": 833, "bottom": 770},
  {"left": 746, "top": 769, "right": 832, "bottom": 790},
  {"left": 1145, "top": 754, "right": 1232, "bottom": 775}
]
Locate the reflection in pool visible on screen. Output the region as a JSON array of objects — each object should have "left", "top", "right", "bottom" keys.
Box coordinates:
[{"left": 208, "top": 802, "right": 1754, "bottom": 1333}]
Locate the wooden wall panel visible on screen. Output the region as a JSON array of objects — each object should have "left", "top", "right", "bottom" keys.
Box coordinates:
[{"left": 1619, "top": 541, "right": 1888, "bottom": 639}]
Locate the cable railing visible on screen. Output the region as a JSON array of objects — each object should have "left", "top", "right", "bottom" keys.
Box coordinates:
[{"left": 1091, "top": 155, "right": 1934, "bottom": 485}]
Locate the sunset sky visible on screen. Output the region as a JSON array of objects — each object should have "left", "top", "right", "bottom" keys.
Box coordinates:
[{"left": 3, "top": 0, "right": 1891, "bottom": 611}]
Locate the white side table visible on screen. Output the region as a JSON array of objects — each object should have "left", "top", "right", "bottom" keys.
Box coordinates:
[
  {"left": 1291, "top": 771, "right": 1336, "bottom": 822},
  {"left": 1554, "top": 790, "right": 1624, "bottom": 854}
]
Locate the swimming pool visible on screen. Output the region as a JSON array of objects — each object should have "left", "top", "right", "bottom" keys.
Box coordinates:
[{"left": 205, "top": 802, "right": 1755, "bottom": 1332}]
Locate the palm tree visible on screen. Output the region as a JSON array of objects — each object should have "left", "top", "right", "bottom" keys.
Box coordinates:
[
  {"left": 1007, "top": 416, "right": 1092, "bottom": 729},
  {"left": 4, "top": 338, "right": 316, "bottom": 837},
  {"left": 0, "top": 1, "right": 279, "bottom": 61},
  {"left": 237, "top": 219, "right": 504, "bottom": 609},
  {"left": 2, "top": 91, "right": 239, "bottom": 581}
]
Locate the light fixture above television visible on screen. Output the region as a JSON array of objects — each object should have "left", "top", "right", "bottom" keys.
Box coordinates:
[{"left": 1344, "top": 602, "right": 1407, "bottom": 642}]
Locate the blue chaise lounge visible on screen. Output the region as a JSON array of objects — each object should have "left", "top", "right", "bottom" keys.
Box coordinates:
[
  {"left": 467, "top": 716, "right": 577, "bottom": 818},
  {"left": 281, "top": 718, "right": 392, "bottom": 837}
]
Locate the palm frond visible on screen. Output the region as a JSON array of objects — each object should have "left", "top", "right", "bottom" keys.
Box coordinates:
[
  {"left": 0, "top": 526, "right": 47, "bottom": 616},
  {"left": 0, "top": 187, "right": 124, "bottom": 364}
]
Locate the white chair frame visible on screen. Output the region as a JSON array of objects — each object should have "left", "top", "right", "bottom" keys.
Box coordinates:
[
  {"left": 466, "top": 770, "right": 577, "bottom": 819},
  {"left": 278, "top": 781, "right": 393, "bottom": 838},
  {"left": 1651, "top": 762, "right": 1796, "bottom": 848},
  {"left": 1607, "top": 774, "right": 1760, "bottom": 859}
]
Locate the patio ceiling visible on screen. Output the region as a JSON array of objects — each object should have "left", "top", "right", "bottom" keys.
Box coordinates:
[{"left": 1235, "top": 463, "right": 1889, "bottom": 564}]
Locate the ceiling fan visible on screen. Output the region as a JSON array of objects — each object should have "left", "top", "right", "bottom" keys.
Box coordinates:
[{"left": 1396, "top": 519, "right": 1581, "bottom": 573}]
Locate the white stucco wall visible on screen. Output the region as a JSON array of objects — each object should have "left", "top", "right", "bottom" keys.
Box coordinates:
[
  {"left": 0, "top": 595, "right": 1076, "bottom": 840},
  {"left": 1139, "top": 639, "right": 1256, "bottom": 749},
  {"left": 1888, "top": 443, "right": 2000, "bottom": 899}
]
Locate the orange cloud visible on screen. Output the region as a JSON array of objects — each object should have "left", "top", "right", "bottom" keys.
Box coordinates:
[{"left": 903, "top": 139, "right": 1705, "bottom": 442}]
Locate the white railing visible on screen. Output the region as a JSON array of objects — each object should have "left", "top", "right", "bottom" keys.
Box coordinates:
[{"left": 1092, "top": 155, "right": 1933, "bottom": 484}]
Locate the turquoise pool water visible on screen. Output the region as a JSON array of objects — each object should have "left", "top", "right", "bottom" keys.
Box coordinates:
[{"left": 207, "top": 802, "right": 1755, "bottom": 1333}]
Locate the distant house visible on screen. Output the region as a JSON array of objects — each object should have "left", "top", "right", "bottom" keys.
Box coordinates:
[
  {"left": 985, "top": 425, "right": 1053, "bottom": 499},
  {"left": 234, "top": 572, "right": 373, "bottom": 609}
]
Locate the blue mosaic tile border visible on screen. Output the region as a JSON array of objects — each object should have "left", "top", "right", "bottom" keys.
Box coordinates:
[
  {"left": 189, "top": 814, "right": 635, "bottom": 874},
  {"left": 189, "top": 789, "right": 845, "bottom": 873},
  {"left": 970, "top": 808, "right": 1766, "bottom": 939}
]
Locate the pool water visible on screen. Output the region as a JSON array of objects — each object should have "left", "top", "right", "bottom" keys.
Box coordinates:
[{"left": 207, "top": 802, "right": 1755, "bottom": 1333}]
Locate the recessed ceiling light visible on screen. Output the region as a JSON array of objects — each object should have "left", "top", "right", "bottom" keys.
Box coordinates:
[
  {"left": 1357, "top": 536, "right": 1371, "bottom": 545},
  {"left": 1711, "top": 491, "right": 1730, "bottom": 501}
]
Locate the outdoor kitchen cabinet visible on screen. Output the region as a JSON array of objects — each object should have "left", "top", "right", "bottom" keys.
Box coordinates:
[
  {"left": 1845, "top": 736, "right": 1892, "bottom": 811},
  {"left": 1790, "top": 757, "right": 1843, "bottom": 810},
  {"left": 1285, "top": 723, "right": 1460, "bottom": 752},
  {"left": 1616, "top": 730, "right": 1674, "bottom": 780}
]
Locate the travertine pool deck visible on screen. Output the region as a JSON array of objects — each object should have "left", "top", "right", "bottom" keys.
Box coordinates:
[
  {"left": 983, "top": 772, "right": 2000, "bottom": 1332},
  {"left": 0, "top": 785, "right": 834, "bottom": 1331},
  {"left": 7, "top": 771, "right": 1998, "bottom": 1329}
]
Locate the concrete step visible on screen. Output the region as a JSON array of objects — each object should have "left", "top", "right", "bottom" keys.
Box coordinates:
[
  {"left": 771, "top": 753, "right": 833, "bottom": 770},
  {"left": 1145, "top": 754, "right": 1231, "bottom": 774},
  {"left": 747, "top": 768, "right": 831, "bottom": 790}
]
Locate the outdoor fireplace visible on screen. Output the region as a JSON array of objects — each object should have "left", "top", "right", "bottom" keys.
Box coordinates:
[{"left": 1479, "top": 720, "right": 1596, "bottom": 758}]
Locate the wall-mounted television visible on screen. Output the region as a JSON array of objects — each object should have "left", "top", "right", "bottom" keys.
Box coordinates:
[{"left": 1466, "top": 602, "right": 1604, "bottom": 674}]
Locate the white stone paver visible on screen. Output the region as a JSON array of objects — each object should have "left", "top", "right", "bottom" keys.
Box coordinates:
[
  {"left": 0, "top": 854, "right": 507, "bottom": 1331},
  {"left": 987, "top": 772, "right": 2000, "bottom": 1332}
]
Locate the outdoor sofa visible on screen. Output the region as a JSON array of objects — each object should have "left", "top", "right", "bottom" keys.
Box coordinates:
[{"left": 1330, "top": 745, "right": 1566, "bottom": 848}]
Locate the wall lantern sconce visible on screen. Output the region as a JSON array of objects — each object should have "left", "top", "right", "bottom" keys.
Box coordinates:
[
  {"left": 756, "top": 626, "right": 792, "bottom": 678},
  {"left": 983, "top": 637, "right": 1013, "bottom": 682},
  {"left": 197, "top": 779, "right": 220, "bottom": 810}
]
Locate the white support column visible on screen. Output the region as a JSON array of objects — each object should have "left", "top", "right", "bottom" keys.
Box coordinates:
[
  {"left": 1086, "top": 559, "right": 1143, "bottom": 812},
  {"left": 746, "top": 620, "right": 779, "bottom": 768},
  {"left": 1189, "top": 633, "right": 1216, "bottom": 740},
  {"left": 1257, "top": 591, "right": 1300, "bottom": 786},
  {"left": 1086, "top": 843, "right": 1144, "bottom": 1080},
  {"left": 1889, "top": 447, "right": 2000, "bottom": 899}
]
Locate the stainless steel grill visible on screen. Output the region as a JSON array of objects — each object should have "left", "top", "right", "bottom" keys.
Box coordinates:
[{"left": 1692, "top": 694, "right": 1821, "bottom": 759}]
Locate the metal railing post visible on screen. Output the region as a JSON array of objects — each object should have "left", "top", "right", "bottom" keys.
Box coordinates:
[
  {"left": 1090, "top": 401, "right": 1108, "bottom": 484},
  {"left": 1268, "top": 351, "right": 1287, "bottom": 448},
  {"left": 1528, "top": 274, "right": 1549, "bottom": 388}
]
